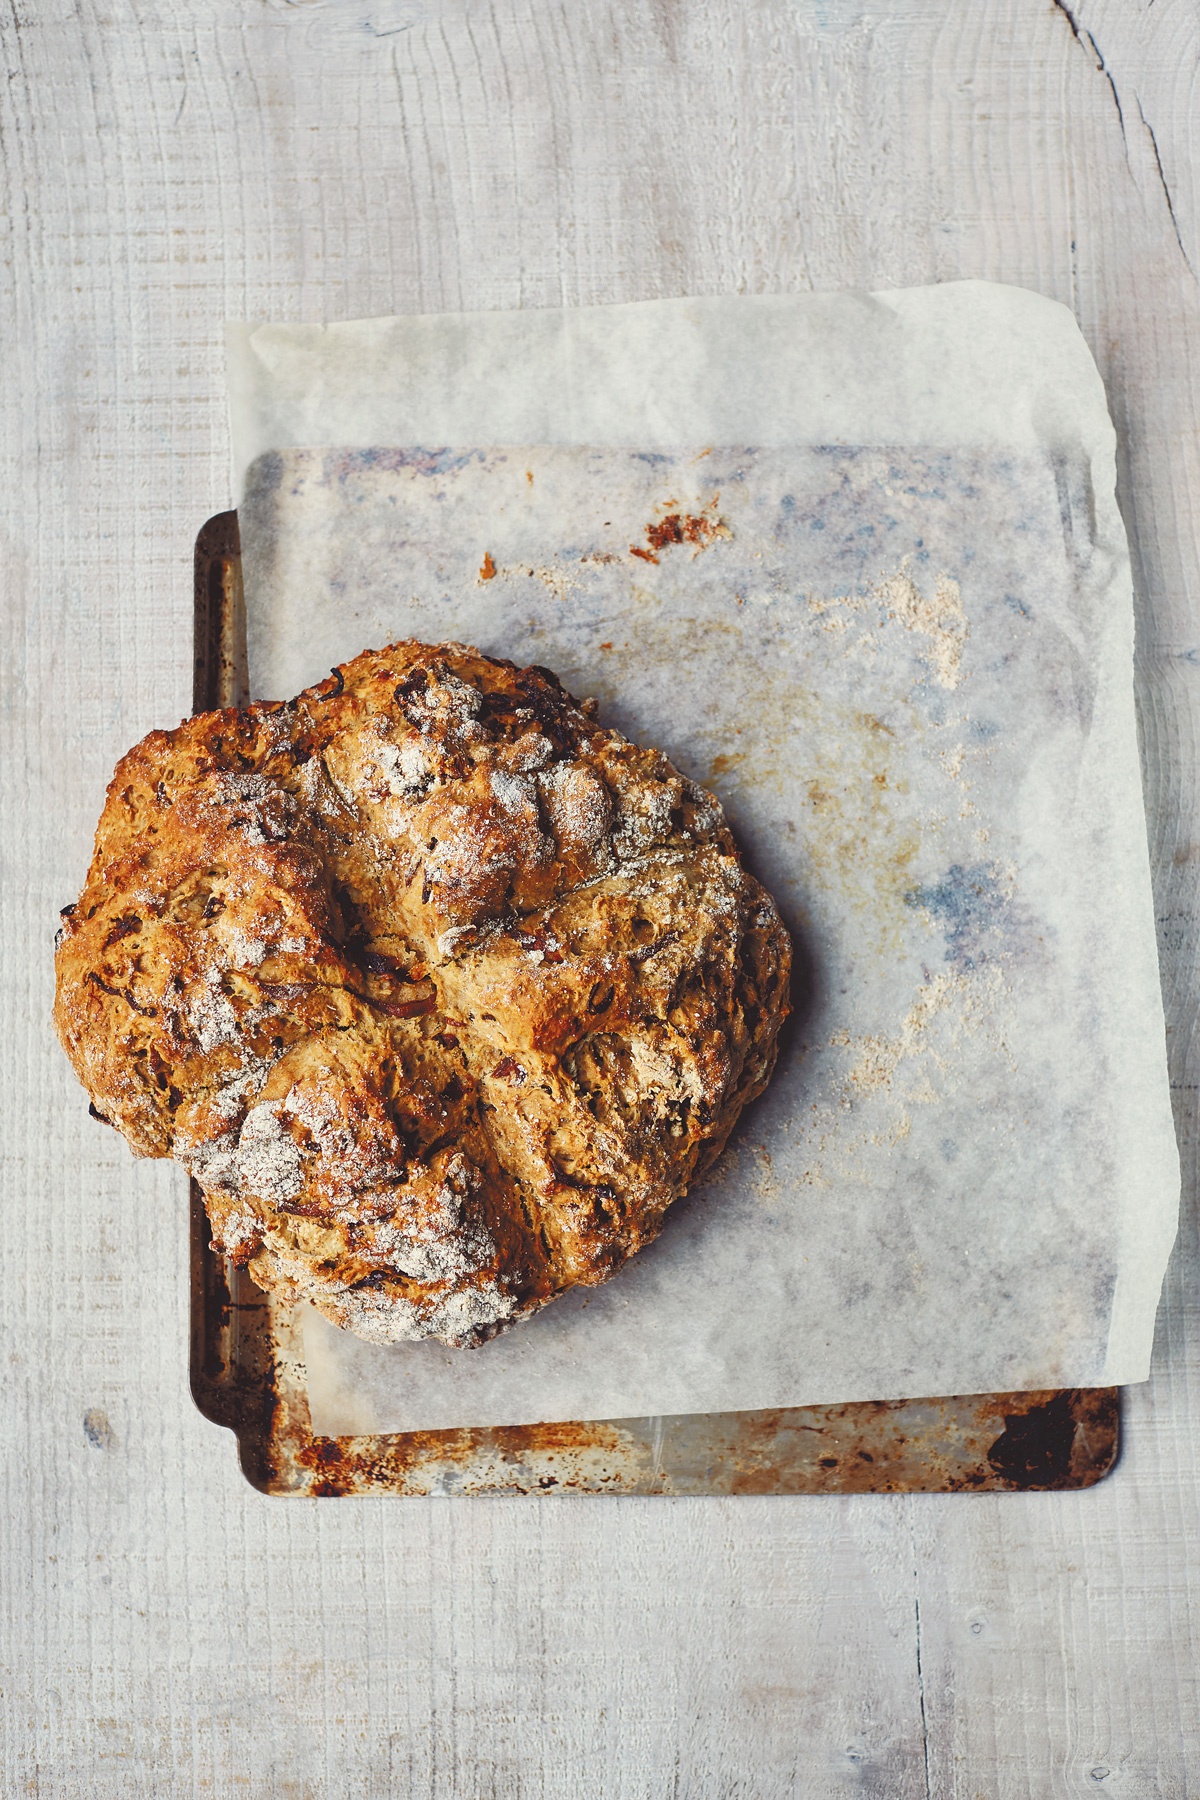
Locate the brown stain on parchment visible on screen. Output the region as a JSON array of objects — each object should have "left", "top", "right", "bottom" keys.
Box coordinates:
[{"left": 791, "top": 709, "right": 925, "bottom": 957}]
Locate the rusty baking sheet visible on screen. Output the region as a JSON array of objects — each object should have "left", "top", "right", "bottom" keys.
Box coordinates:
[{"left": 189, "top": 510, "right": 1120, "bottom": 1496}]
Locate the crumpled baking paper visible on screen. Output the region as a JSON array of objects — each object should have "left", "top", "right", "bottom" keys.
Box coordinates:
[{"left": 225, "top": 285, "right": 1178, "bottom": 1435}]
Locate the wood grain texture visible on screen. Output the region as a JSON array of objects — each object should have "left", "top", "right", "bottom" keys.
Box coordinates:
[{"left": 2, "top": 0, "right": 1198, "bottom": 1792}]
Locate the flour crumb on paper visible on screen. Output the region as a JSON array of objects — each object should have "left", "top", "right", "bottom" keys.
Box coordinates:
[
  {"left": 810, "top": 565, "right": 967, "bottom": 689},
  {"left": 879, "top": 568, "right": 968, "bottom": 688}
]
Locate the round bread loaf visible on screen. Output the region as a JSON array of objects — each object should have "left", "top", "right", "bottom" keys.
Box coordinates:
[{"left": 54, "top": 642, "right": 791, "bottom": 1345}]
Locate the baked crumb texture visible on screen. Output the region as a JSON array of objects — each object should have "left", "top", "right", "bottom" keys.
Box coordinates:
[{"left": 54, "top": 643, "right": 791, "bottom": 1346}]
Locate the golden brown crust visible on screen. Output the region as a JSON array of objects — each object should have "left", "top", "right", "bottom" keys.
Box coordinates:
[{"left": 54, "top": 642, "right": 791, "bottom": 1345}]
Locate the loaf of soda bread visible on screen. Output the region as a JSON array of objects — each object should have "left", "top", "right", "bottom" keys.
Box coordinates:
[{"left": 54, "top": 642, "right": 791, "bottom": 1346}]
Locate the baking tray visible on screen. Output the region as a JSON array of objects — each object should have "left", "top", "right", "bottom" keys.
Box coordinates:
[{"left": 189, "top": 510, "right": 1119, "bottom": 1495}]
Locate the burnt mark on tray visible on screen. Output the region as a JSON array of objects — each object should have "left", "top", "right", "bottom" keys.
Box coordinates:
[{"left": 987, "top": 1390, "right": 1079, "bottom": 1489}]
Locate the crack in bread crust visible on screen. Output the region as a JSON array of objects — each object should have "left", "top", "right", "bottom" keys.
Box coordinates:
[{"left": 54, "top": 642, "right": 792, "bottom": 1346}]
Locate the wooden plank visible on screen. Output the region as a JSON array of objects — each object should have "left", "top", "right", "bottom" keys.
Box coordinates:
[{"left": 1, "top": 0, "right": 1197, "bottom": 1792}]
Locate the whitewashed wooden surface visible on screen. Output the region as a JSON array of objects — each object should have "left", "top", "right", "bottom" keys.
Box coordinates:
[{"left": 2, "top": 1, "right": 1198, "bottom": 1793}]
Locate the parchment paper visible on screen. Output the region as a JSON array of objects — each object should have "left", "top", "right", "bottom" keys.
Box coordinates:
[{"left": 226, "top": 285, "right": 1179, "bottom": 1435}]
